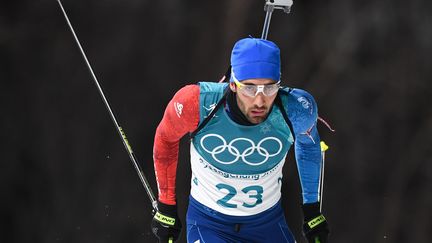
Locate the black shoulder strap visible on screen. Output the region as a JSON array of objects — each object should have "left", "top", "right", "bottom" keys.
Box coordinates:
[
  {"left": 189, "top": 87, "right": 230, "bottom": 139},
  {"left": 275, "top": 89, "right": 296, "bottom": 141}
]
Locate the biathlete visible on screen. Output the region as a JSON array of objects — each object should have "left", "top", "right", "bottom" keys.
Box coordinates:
[{"left": 151, "top": 37, "right": 330, "bottom": 243}]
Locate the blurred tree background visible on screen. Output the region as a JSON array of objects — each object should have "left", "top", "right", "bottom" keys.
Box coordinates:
[{"left": 1, "top": 0, "right": 431, "bottom": 242}]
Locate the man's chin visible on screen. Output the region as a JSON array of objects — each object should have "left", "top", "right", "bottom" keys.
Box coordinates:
[{"left": 248, "top": 115, "right": 266, "bottom": 124}]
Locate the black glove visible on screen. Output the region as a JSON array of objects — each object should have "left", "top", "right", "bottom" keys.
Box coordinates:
[
  {"left": 302, "top": 202, "right": 329, "bottom": 243},
  {"left": 151, "top": 201, "right": 182, "bottom": 242}
]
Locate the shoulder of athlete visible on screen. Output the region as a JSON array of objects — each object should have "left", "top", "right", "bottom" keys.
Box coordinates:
[
  {"left": 169, "top": 84, "right": 200, "bottom": 117},
  {"left": 157, "top": 84, "right": 200, "bottom": 137},
  {"left": 197, "top": 81, "right": 228, "bottom": 94},
  {"left": 279, "top": 87, "right": 318, "bottom": 135},
  {"left": 168, "top": 82, "right": 227, "bottom": 119}
]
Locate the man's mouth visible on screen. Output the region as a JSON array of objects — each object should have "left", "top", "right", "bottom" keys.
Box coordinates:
[{"left": 250, "top": 109, "right": 266, "bottom": 117}]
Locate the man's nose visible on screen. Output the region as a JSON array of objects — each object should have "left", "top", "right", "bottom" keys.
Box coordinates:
[{"left": 253, "top": 93, "right": 265, "bottom": 107}]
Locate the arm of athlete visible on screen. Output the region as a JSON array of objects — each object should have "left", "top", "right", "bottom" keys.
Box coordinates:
[
  {"left": 287, "top": 88, "right": 329, "bottom": 242},
  {"left": 285, "top": 88, "right": 321, "bottom": 203},
  {"left": 153, "top": 84, "right": 200, "bottom": 205},
  {"left": 151, "top": 84, "right": 200, "bottom": 242}
]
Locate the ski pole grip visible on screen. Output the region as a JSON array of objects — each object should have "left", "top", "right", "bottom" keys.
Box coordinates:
[
  {"left": 264, "top": 0, "right": 293, "bottom": 13},
  {"left": 320, "top": 141, "right": 329, "bottom": 152}
]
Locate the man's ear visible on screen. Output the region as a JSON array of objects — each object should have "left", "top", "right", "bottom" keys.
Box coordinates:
[{"left": 229, "top": 82, "right": 237, "bottom": 92}]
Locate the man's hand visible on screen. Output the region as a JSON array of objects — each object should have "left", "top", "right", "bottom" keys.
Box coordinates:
[
  {"left": 151, "top": 201, "right": 182, "bottom": 242},
  {"left": 302, "top": 202, "right": 330, "bottom": 243}
]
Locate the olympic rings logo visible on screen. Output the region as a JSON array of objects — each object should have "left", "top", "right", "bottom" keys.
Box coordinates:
[{"left": 200, "top": 134, "right": 283, "bottom": 166}]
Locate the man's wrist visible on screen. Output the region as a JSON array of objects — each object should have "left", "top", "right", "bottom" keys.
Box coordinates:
[
  {"left": 301, "top": 202, "right": 329, "bottom": 238},
  {"left": 157, "top": 201, "right": 178, "bottom": 216},
  {"left": 302, "top": 202, "right": 321, "bottom": 220}
]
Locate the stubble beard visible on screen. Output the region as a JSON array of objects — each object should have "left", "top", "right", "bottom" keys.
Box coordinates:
[{"left": 247, "top": 106, "right": 269, "bottom": 124}]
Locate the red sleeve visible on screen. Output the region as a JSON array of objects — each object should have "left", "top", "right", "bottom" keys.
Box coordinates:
[{"left": 153, "top": 84, "right": 200, "bottom": 205}]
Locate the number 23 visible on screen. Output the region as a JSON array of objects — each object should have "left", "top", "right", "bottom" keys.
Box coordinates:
[{"left": 216, "top": 183, "right": 263, "bottom": 208}]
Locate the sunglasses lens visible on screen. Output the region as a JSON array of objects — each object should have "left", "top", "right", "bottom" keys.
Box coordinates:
[
  {"left": 238, "top": 83, "right": 279, "bottom": 97},
  {"left": 241, "top": 86, "right": 257, "bottom": 97},
  {"left": 263, "top": 85, "right": 279, "bottom": 96}
]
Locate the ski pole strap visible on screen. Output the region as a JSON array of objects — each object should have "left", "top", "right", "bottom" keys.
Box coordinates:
[
  {"left": 154, "top": 212, "right": 176, "bottom": 226},
  {"left": 189, "top": 87, "right": 230, "bottom": 139},
  {"left": 302, "top": 213, "right": 329, "bottom": 240},
  {"left": 306, "top": 214, "right": 326, "bottom": 229}
]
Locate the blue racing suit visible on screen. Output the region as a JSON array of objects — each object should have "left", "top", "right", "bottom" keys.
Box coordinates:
[{"left": 186, "top": 82, "right": 322, "bottom": 242}]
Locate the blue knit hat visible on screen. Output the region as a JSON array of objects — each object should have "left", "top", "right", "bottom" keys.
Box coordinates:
[{"left": 230, "top": 37, "right": 281, "bottom": 82}]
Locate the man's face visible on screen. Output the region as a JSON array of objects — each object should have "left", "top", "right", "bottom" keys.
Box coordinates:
[{"left": 229, "top": 78, "right": 278, "bottom": 124}]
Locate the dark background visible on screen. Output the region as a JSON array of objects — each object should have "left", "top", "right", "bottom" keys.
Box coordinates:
[{"left": 1, "top": 0, "right": 431, "bottom": 242}]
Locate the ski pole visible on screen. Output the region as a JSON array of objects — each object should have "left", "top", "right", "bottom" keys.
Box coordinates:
[
  {"left": 261, "top": 0, "right": 293, "bottom": 39},
  {"left": 319, "top": 141, "right": 329, "bottom": 212},
  {"left": 56, "top": 0, "right": 158, "bottom": 210}
]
